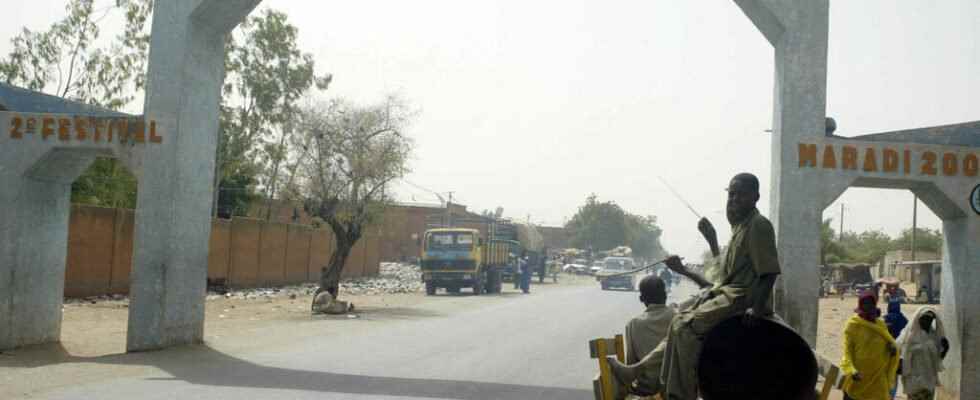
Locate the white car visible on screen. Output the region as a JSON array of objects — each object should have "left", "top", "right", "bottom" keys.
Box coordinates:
[
  {"left": 589, "top": 261, "right": 605, "bottom": 275},
  {"left": 563, "top": 263, "right": 587, "bottom": 274}
]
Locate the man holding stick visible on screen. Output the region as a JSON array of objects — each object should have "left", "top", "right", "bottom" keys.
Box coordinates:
[{"left": 609, "top": 173, "right": 781, "bottom": 400}]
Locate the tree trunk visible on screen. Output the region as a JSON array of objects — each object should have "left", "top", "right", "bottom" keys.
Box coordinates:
[
  {"left": 317, "top": 223, "right": 363, "bottom": 300},
  {"left": 319, "top": 237, "right": 352, "bottom": 299}
]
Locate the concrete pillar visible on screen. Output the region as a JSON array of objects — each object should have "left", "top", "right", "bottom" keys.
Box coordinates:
[
  {"left": 125, "top": 0, "right": 260, "bottom": 352},
  {"left": 734, "top": 0, "right": 829, "bottom": 346},
  {"left": 937, "top": 218, "right": 979, "bottom": 399},
  {"left": 0, "top": 135, "right": 110, "bottom": 349},
  {"left": 0, "top": 179, "right": 72, "bottom": 350},
  {"left": 929, "top": 183, "right": 980, "bottom": 399}
]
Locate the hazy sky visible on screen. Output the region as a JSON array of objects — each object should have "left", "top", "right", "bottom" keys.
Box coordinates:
[{"left": 2, "top": 1, "right": 977, "bottom": 261}]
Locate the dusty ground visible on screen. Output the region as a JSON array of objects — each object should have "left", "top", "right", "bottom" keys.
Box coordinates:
[
  {"left": 2, "top": 277, "right": 933, "bottom": 399},
  {"left": 5, "top": 273, "right": 599, "bottom": 359}
]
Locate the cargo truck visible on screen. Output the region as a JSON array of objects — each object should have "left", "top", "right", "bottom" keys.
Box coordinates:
[{"left": 420, "top": 228, "right": 515, "bottom": 295}]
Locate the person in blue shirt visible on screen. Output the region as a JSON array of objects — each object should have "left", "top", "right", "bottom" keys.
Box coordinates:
[
  {"left": 884, "top": 299, "right": 908, "bottom": 399},
  {"left": 519, "top": 255, "right": 531, "bottom": 294}
]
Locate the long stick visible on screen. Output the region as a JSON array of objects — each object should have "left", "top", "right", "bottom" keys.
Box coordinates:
[
  {"left": 595, "top": 256, "right": 681, "bottom": 279},
  {"left": 657, "top": 176, "right": 702, "bottom": 219}
]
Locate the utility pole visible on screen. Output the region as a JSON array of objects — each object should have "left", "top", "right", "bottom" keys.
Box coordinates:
[
  {"left": 911, "top": 194, "right": 918, "bottom": 261},
  {"left": 445, "top": 191, "right": 455, "bottom": 228},
  {"left": 839, "top": 203, "right": 844, "bottom": 241}
]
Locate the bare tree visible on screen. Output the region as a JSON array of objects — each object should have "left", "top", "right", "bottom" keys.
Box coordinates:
[{"left": 295, "top": 95, "right": 414, "bottom": 303}]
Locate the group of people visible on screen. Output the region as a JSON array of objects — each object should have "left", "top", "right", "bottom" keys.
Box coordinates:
[
  {"left": 841, "top": 290, "right": 948, "bottom": 400},
  {"left": 608, "top": 173, "right": 949, "bottom": 400}
]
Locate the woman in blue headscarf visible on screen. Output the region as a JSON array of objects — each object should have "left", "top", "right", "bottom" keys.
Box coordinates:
[
  {"left": 883, "top": 299, "right": 908, "bottom": 399},
  {"left": 884, "top": 299, "right": 908, "bottom": 339}
]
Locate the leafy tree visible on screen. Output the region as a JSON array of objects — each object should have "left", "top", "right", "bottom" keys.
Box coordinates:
[
  {"left": 71, "top": 156, "right": 139, "bottom": 208},
  {"left": 564, "top": 194, "right": 627, "bottom": 252},
  {"left": 624, "top": 213, "right": 667, "bottom": 261},
  {"left": 216, "top": 174, "right": 257, "bottom": 219},
  {"left": 819, "top": 223, "right": 943, "bottom": 266},
  {"left": 295, "top": 95, "right": 414, "bottom": 302},
  {"left": 216, "top": 9, "right": 331, "bottom": 218},
  {"left": 0, "top": 0, "right": 153, "bottom": 209},
  {"left": 0, "top": 0, "right": 151, "bottom": 105},
  {"left": 564, "top": 195, "right": 667, "bottom": 260},
  {"left": 895, "top": 228, "right": 943, "bottom": 256},
  {"left": 840, "top": 230, "right": 894, "bottom": 264},
  {"left": 820, "top": 218, "right": 848, "bottom": 264}
]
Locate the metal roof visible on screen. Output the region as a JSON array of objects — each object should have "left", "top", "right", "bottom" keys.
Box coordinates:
[{"left": 0, "top": 83, "right": 133, "bottom": 117}]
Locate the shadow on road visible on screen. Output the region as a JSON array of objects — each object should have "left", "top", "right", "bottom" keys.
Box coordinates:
[
  {"left": 2, "top": 343, "right": 592, "bottom": 400},
  {"left": 323, "top": 306, "right": 446, "bottom": 321}
]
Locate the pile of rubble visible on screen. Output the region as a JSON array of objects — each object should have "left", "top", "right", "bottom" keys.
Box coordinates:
[
  {"left": 339, "top": 262, "right": 423, "bottom": 295},
  {"left": 206, "top": 262, "right": 423, "bottom": 300},
  {"left": 63, "top": 263, "right": 424, "bottom": 305},
  {"left": 64, "top": 294, "right": 129, "bottom": 306}
]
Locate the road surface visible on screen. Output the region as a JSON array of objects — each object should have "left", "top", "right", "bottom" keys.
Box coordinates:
[{"left": 5, "top": 278, "right": 698, "bottom": 400}]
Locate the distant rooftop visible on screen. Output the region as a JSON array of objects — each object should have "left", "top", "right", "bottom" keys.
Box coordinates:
[
  {"left": 0, "top": 83, "right": 132, "bottom": 117},
  {"left": 850, "top": 120, "right": 980, "bottom": 148},
  {"left": 390, "top": 201, "right": 445, "bottom": 209}
]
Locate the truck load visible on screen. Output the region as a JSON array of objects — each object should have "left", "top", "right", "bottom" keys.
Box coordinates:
[{"left": 494, "top": 221, "right": 547, "bottom": 282}]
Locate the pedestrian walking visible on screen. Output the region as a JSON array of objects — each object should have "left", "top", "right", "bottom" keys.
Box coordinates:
[
  {"left": 883, "top": 299, "right": 908, "bottom": 399},
  {"left": 897, "top": 307, "right": 949, "bottom": 400},
  {"left": 840, "top": 291, "right": 900, "bottom": 400}
]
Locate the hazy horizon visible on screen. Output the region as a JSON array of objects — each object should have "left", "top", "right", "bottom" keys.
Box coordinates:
[{"left": 2, "top": 1, "right": 976, "bottom": 262}]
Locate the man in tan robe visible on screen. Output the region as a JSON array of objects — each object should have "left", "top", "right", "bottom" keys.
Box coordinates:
[
  {"left": 609, "top": 173, "right": 781, "bottom": 400},
  {"left": 625, "top": 275, "right": 676, "bottom": 397}
]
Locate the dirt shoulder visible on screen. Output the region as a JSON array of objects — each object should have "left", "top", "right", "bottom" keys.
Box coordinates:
[{"left": 0, "top": 272, "right": 596, "bottom": 399}]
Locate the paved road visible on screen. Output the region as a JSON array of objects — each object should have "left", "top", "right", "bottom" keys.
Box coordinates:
[{"left": 28, "top": 279, "right": 698, "bottom": 400}]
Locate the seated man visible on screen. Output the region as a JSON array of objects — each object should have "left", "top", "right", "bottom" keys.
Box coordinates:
[
  {"left": 625, "top": 275, "right": 676, "bottom": 397},
  {"left": 609, "top": 173, "right": 781, "bottom": 400}
]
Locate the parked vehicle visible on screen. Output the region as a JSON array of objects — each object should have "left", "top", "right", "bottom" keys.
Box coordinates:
[{"left": 420, "top": 228, "right": 509, "bottom": 295}]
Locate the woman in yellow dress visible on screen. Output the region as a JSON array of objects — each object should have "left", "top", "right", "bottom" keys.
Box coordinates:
[{"left": 840, "top": 291, "right": 900, "bottom": 400}]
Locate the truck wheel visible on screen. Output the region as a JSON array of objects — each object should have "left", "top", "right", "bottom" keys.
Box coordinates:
[
  {"left": 491, "top": 270, "right": 503, "bottom": 293},
  {"left": 473, "top": 274, "right": 487, "bottom": 296},
  {"left": 425, "top": 282, "right": 436, "bottom": 296},
  {"left": 485, "top": 270, "right": 499, "bottom": 294}
]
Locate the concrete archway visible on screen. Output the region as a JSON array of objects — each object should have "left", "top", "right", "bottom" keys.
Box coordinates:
[
  {"left": 735, "top": 1, "right": 979, "bottom": 398},
  {"left": 0, "top": 0, "right": 262, "bottom": 353}
]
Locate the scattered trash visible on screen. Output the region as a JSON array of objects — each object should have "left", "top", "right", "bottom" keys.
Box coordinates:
[{"left": 60, "top": 263, "right": 424, "bottom": 307}]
